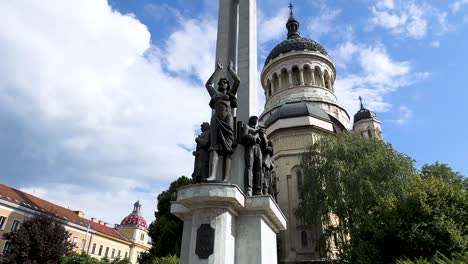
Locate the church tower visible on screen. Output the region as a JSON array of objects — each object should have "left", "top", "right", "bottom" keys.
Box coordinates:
[
  {"left": 259, "top": 6, "right": 350, "bottom": 263},
  {"left": 117, "top": 201, "right": 150, "bottom": 263},
  {"left": 352, "top": 97, "right": 383, "bottom": 140}
]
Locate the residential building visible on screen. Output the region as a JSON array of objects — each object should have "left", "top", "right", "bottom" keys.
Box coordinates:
[{"left": 0, "top": 184, "right": 150, "bottom": 263}]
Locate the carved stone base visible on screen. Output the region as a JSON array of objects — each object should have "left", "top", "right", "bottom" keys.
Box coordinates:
[{"left": 171, "top": 183, "right": 287, "bottom": 264}]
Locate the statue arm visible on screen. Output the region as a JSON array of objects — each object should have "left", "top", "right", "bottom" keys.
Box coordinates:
[
  {"left": 206, "top": 61, "right": 223, "bottom": 97},
  {"left": 228, "top": 63, "right": 240, "bottom": 95}
]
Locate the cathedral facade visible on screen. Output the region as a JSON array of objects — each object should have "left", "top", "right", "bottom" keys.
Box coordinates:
[{"left": 259, "top": 9, "right": 382, "bottom": 263}]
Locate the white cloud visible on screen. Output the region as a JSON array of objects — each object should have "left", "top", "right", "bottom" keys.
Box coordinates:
[
  {"left": 369, "top": 0, "right": 450, "bottom": 39},
  {"left": 388, "top": 106, "right": 414, "bottom": 125},
  {"left": 431, "top": 40, "right": 441, "bottom": 47},
  {"left": 257, "top": 8, "right": 289, "bottom": 45},
  {"left": 376, "top": 0, "right": 396, "bottom": 9},
  {"left": 164, "top": 18, "right": 217, "bottom": 81},
  {"left": 331, "top": 41, "right": 359, "bottom": 69},
  {"left": 333, "top": 42, "right": 428, "bottom": 118},
  {"left": 452, "top": 0, "right": 468, "bottom": 13},
  {"left": 306, "top": 4, "right": 341, "bottom": 40},
  {"left": 0, "top": 0, "right": 214, "bottom": 224}
]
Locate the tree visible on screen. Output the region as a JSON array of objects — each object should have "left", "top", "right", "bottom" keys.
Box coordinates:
[
  {"left": 139, "top": 176, "right": 192, "bottom": 263},
  {"left": 1, "top": 214, "right": 73, "bottom": 263},
  {"left": 296, "top": 134, "right": 415, "bottom": 261},
  {"left": 296, "top": 134, "right": 468, "bottom": 263},
  {"left": 421, "top": 162, "right": 468, "bottom": 190},
  {"left": 349, "top": 171, "right": 468, "bottom": 263}
]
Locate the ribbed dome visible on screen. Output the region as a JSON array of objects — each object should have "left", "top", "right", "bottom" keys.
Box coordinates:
[
  {"left": 354, "top": 100, "right": 377, "bottom": 124},
  {"left": 264, "top": 10, "right": 328, "bottom": 66},
  {"left": 265, "top": 37, "right": 328, "bottom": 66},
  {"left": 120, "top": 201, "right": 147, "bottom": 228},
  {"left": 264, "top": 101, "right": 331, "bottom": 127}
]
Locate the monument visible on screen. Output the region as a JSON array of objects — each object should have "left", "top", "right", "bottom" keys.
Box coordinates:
[{"left": 171, "top": 0, "right": 287, "bottom": 263}]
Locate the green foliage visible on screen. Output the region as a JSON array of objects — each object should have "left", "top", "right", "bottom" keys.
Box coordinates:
[
  {"left": 396, "top": 252, "right": 468, "bottom": 264},
  {"left": 1, "top": 214, "right": 73, "bottom": 263},
  {"left": 296, "top": 134, "right": 415, "bottom": 260},
  {"left": 350, "top": 175, "right": 468, "bottom": 263},
  {"left": 421, "top": 162, "right": 468, "bottom": 190},
  {"left": 61, "top": 252, "right": 131, "bottom": 264},
  {"left": 296, "top": 134, "right": 468, "bottom": 263},
  {"left": 142, "top": 176, "right": 192, "bottom": 261},
  {"left": 138, "top": 255, "right": 179, "bottom": 264}
]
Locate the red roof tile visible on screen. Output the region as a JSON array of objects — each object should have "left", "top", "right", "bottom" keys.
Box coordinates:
[
  {"left": 82, "top": 219, "right": 128, "bottom": 242},
  {"left": 0, "top": 184, "right": 129, "bottom": 242}
]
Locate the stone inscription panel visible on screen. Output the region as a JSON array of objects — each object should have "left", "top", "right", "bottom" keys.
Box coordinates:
[{"left": 195, "top": 224, "right": 215, "bottom": 259}]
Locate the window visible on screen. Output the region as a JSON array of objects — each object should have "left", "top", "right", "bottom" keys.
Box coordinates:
[
  {"left": 0, "top": 216, "right": 7, "bottom": 230},
  {"left": 105, "top": 247, "right": 109, "bottom": 257},
  {"left": 118, "top": 250, "right": 121, "bottom": 257},
  {"left": 297, "top": 170, "right": 303, "bottom": 191},
  {"left": 301, "top": 230, "right": 308, "bottom": 248},
  {"left": 81, "top": 239, "right": 86, "bottom": 251},
  {"left": 140, "top": 233, "right": 145, "bottom": 241},
  {"left": 367, "top": 129, "right": 373, "bottom": 139},
  {"left": 91, "top": 243, "right": 97, "bottom": 254},
  {"left": 111, "top": 248, "right": 115, "bottom": 258},
  {"left": 2, "top": 242, "right": 10, "bottom": 255},
  {"left": 98, "top": 245, "right": 103, "bottom": 256},
  {"left": 10, "top": 220, "right": 21, "bottom": 232},
  {"left": 72, "top": 237, "right": 78, "bottom": 246},
  {"left": 125, "top": 252, "right": 128, "bottom": 258}
]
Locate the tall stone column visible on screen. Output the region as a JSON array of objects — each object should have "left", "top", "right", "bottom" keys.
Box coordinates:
[
  {"left": 237, "top": 0, "right": 258, "bottom": 123},
  {"left": 311, "top": 69, "right": 315, "bottom": 85},
  {"left": 299, "top": 68, "right": 305, "bottom": 85},
  {"left": 216, "top": 0, "right": 238, "bottom": 76},
  {"left": 230, "top": 0, "right": 258, "bottom": 192}
]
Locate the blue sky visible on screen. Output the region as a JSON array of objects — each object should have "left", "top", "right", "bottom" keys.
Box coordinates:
[{"left": 0, "top": 0, "right": 467, "bottom": 224}]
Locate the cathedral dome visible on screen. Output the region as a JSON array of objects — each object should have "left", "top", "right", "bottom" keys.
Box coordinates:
[
  {"left": 265, "top": 38, "right": 328, "bottom": 66},
  {"left": 120, "top": 201, "right": 147, "bottom": 228},
  {"left": 264, "top": 101, "right": 330, "bottom": 127},
  {"left": 264, "top": 9, "right": 328, "bottom": 66}
]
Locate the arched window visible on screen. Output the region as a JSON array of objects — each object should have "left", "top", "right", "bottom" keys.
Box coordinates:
[
  {"left": 301, "top": 230, "right": 308, "bottom": 248},
  {"left": 297, "top": 169, "right": 303, "bottom": 192},
  {"left": 267, "top": 80, "right": 272, "bottom": 98},
  {"left": 273, "top": 73, "right": 279, "bottom": 92},
  {"left": 314, "top": 67, "right": 322, "bottom": 87},
  {"left": 324, "top": 70, "right": 331, "bottom": 89},
  {"left": 304, "top": 65, "right": 312, "bottom": 85},
  {"left": 367, "top": 128, "right": 373, "bottom": 139},
  {"left": 281, "top": 69, "right": 289, "bottom": 89},
  {"left": 292, "top": 67, "right": 300, "bottom": 86}
]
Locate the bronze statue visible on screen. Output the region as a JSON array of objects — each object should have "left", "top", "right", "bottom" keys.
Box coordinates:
[
  {"left": 262, "top": 139, "right": 274, "bottom": 195},
  {"left": 192, "top": 122, "right": 211, "bottom": 183},
  {"left": 242, "top": 116, "right": 266, "bottom": 196},
  {"left": 205, "top": 62, "right": 240, "bottom": 182}
]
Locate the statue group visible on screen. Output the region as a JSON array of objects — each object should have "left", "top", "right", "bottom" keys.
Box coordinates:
[{"left": 191, "top": 62, "right": 275, "bottom": 197}]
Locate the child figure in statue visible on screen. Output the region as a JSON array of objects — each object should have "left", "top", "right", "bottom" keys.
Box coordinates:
[{"left": 205, "top": 62, "right": 240, "bottom": 182}]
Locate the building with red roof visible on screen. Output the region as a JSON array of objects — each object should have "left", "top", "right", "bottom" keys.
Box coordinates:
[{"left": 0, "top": 183, "right": 150, "bottom": 263}]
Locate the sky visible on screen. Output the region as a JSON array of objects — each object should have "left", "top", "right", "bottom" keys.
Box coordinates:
[{"left": 0, "top": 0, "right": 467, "bottom": 225}]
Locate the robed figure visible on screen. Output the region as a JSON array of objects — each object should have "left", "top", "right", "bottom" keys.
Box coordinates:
[{"left": 205, "top": 62, "right": 240, "bottom": 182}]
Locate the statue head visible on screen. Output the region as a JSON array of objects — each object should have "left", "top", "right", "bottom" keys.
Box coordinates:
[
  {"left": 248, "top": 116, "right": 259, "bottom": 128},
  {"left": 201, "top": 122, "right": 210, "bottom": 132},
  {"left": 217, "top": 78, "right": 231, "bottom": 93}
]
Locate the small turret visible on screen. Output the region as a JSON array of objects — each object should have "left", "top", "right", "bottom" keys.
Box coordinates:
[{"left": 353, "top": 97, "right": 383, "bottom": 140}]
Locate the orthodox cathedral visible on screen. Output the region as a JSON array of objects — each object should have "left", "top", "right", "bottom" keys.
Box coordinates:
[{"left": 259, "top": 8, "right": 382, "bottom": 263}]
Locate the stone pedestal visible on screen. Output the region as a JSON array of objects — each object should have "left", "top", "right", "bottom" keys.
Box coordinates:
[{"left": 171, "top": 183, "right": 287, "bottom": 264}]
